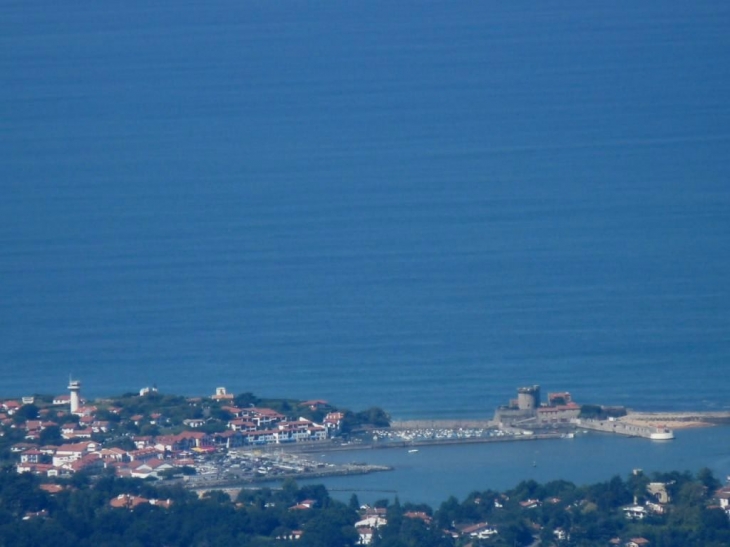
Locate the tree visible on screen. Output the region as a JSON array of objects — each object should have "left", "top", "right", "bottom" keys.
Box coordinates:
[
  {"left": 349, "top": 494, "right": 360, "bottom": 512},
  {"left": 39, "top": 425, "right": 63, "bottom": 446},
  {"left": 233, "top": 392, "right": 259, "bottom": 408},
  {"left": 696, "top": 467, "right": 721, "bottom": 494},
  {"left": 13, "top": 404, "right": 39, "bottom": 422},
  {"left": 300, "top": 505, "right": 358, "bottom": 547}
]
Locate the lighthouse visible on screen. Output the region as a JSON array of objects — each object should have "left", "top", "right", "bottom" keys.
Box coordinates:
[{"left": 68, "top": 377, "right": 81, "bottom": 413}]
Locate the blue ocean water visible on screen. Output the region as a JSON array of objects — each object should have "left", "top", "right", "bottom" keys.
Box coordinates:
[{"left": 2, "top": 1, "right": 730, "bottom": 420}]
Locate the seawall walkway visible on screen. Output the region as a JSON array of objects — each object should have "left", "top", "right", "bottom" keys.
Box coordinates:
[{"left": 576, "top": 419, "right": 674, "bottom": 440}]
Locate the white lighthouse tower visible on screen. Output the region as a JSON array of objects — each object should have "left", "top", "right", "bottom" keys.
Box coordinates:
[{"left": 68, "top": 377, "right": 81, "bottom": 413}]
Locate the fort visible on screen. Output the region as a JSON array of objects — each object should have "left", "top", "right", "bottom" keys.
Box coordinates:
[
  {"left": 494, "top": 385, "right": 581, "bottom": 428},
  {"left": 493, "top": 385, "right": 680, "bottom": 440}
]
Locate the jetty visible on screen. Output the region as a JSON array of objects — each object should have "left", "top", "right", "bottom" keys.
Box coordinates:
[{"left": 576, "top": 418, "right": 674, "bottom": 440}]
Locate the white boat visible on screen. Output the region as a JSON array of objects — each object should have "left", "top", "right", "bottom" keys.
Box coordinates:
[{"left": 408, "top": 449, "right": 419, "bottom": 453}]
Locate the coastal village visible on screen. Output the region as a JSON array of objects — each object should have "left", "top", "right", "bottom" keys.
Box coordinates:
[
  {"left": 1, "top": 380, "right": 358, "bottom": 482},
  {"left": 1, "top": 381, "right": 730, "bottom": 546}
]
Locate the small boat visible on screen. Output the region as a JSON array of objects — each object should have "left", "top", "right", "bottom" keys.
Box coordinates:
[{"left": 408, "top": 449, "right": 419, "bottom": 453}]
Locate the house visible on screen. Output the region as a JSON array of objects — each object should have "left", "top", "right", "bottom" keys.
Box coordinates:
[
  {"left": 98, "top": 448, "right": 128, "bottom": 463},
  {"left": 242, "top": 430, "right": 278, "bottom": 445},
  {"left": 646, "top": 501, "right": 668, "bottom": 515},
  {"left": 52, "top": 441, "right": 99, "bottom": 466},
  {"left": 91, "top": 421, "right": 110, "bottom": 433},
  {"left": 212, "top": 387, "right": 234, "bottom": 401},
  {"left": 16, "top": 463, "right": 54, "bottom": 475},
  {"left": 460, "top": 522, "right": 499, "bottom": 539},
  {"left": 357, "top": 526, "right": 374, "bottom": 545},
  {"left": 39, "top": 484, "right": 65, "bottom": 494},
  {"left": 299, "top": 400, "right": 329, "bottom": 411},
  {"left": 404, "top": 511, "right": 432, "bottom": 525},
  {"left": 625, "top": 538, "right": 650, "bottom": 547},
  {"left": 24, "top": 420, "right": 44, "bottom": 432},
  {"left": 553, "top": 527, "right": 570, "bottom": 541},
  {"left": 622, "top": 505, "right": 647, "bottom": 520},
  {"left": 52, "top": 395, "right": 71, "bottom": 406},
  {"left": 222, "top": 405, "right": 244, "bottom": 417},
  {"left": 714, "top": 485, "right": 730, "bottom": 509},
  {"left": 212, "top": 430, "right": 244, "bottom": 449},
  {"left": 129, "top": 459, "right": 174, "bottom": 479},
  {"left": 131, "top": 436, "right": 154, "bottom": 449},
  {"left": 275, "top": 420, "right": 328, "bottom": 443},
  {"left": 110, "top": 494, "right": 149, "bottom": 510},
  {"left": 128, "top": 447, "right": 161, "bottom": 462},
  {"left": 647, "top": 482, "right": 671, "bottom": 504},
  {"left": 290, "top": 499, "right": 317, "bottom": 511},
  {"left": 65, "top": 454, "right": 103, "bottom": 474},
  {"left": 324, "top": 411, "right": 345, "bottom": 431},
  {"left": 2, "top": 401, "right": 20, "bottom": 414},
  {"left": 240, "top": 407, "right": 285, "bottom": 428},
  {"left": 22, "top": 509, "right": 47, "bottom": 520},
  {"left": 276, "top": 530, "right": 304, "bottom": 541},
  {"left": 72, "top": 405, "right": 97, "bottom": 417},
  {"left": 519, "top": 499, "right": 541, "bottom": 509},
  {"left": 19, "top": 449, "right": 43, "bottom": 464},
  {"left": 228, "top": 418, "right": 257, "bottom": 432},
  {"left": 11, "top": 442, "right": 36, "bottom": 453},
  {"left": 155, "top": 431, "right": 213, "bottom": 452},
  {"left": 61, "top": 424, "right": 80, "bottom": 439},
  {"left": 149, "top": 498, "right": 173, "bottom": 509},
  {"left": 69, "top": 427, "right": 93, "bottom": 439},
  {"left": 355, "top": 516, "right": 388, "bottom": 529}
]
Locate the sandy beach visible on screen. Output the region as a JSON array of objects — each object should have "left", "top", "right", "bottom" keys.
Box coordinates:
[{"left": 618, "top": 411, "right": 730, "bottom": 429}]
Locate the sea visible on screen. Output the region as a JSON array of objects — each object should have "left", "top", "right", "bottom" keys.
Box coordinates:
[{"left": 1, "top": 0, "right": 729, "bottom": 502}]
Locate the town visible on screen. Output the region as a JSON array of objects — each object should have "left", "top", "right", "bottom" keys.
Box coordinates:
[
  {"left": 6, "top": 380, "right": 728, "bottom": 483},
  {"left": 1, "top": 381, "right": 730, "bottom": 546},
  {"left": 1, "top": 380, "right": 392, "bottom": 483}
]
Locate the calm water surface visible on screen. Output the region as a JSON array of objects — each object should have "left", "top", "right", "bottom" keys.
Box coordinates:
[
  {"left": 297, "top": 427, "right": 730, "bottom": 507},
  {"left": 1, "top": 2, "right": 729, "bottom": 421}
]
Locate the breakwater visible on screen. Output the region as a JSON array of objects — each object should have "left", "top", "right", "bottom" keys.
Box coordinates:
[{"left": 577, "top": 419, "right": 674, "bottom": 440}]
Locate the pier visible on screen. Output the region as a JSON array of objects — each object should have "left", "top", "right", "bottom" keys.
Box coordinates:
[{"left": 576, "top": 419, "right": 674, "bottom": 440}]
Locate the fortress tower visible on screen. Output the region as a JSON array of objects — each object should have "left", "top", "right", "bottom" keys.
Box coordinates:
[
  {"left": 517, "top": 385, "right": 540, "bottom": 411},
  {"left": 68, "top": 377, "right": 81, "bottom": 413}
]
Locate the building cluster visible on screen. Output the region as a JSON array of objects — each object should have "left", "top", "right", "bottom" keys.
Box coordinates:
[
  {"left": 2, "top": 382, "right": 345, "bottom": 480},
  {"left": 354, "top": 506, "right": 448, "bottom": 545},
  {"left": 623, "top": 475, "right": 730, "bottom": 523},
  {"left": 494, "top": 385, "right": 581, "bottom": 427}
]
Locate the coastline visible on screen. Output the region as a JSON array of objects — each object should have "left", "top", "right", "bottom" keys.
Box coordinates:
[
  {"left": 617, "top": 411, "right": 730, "bottom": 429},
  {"left": 392, "top": 410, "right": 730, "bottom": 432}
]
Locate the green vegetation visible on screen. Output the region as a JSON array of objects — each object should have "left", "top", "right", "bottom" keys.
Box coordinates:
[{"left": 0, "top": 466, "right": 727, "bottom": 546}]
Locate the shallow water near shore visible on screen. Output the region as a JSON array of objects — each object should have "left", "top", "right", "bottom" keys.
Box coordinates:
[{"left": 292, "top": 427, "right": 730, "bottom": 507}]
